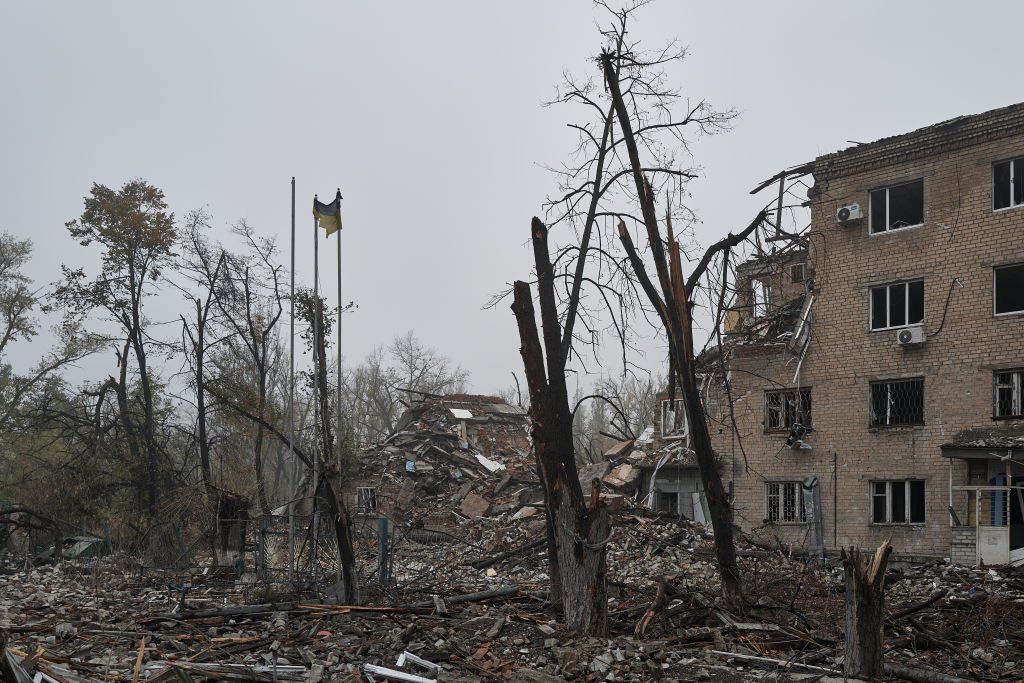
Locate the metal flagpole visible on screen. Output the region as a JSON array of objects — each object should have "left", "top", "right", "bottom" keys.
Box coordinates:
[
  {"left": 334, "top": 189, "right": 344, "bottom": 586},
  {"left": 335, "top": 189, "right": 343, "bottom": 474},
  {"left": 287, "top": 177, "right": 296, "bottom": 585},
  {"left": 311, "top": 198, "right": 320, "bottom": 585}
]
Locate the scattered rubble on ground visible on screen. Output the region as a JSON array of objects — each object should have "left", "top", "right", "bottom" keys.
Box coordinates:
[{"left": 2, "top": 502, "right": 1023, "bottom": 682}]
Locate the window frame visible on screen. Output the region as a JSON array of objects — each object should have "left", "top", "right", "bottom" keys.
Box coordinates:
[
  {"left": 765, "top": 481, "right": 805, "bottom": 524},
  {"left": 763, "top": 387, "right": 813, "bottom": 433},
  {"left": 790, "top": 263, "right": 806, "bottom": 284},
  {"left": 992, "top": 157, "right": 1024, "bottom": 212},
  {"left": 869, "top": 179, "right": 925, "bottom": 235},
  {"left": 660, "top": 398, "right": 687, "bottom": 439},
  {"left": 869, "top": 479, "right": 926, "bottom": 525},
  {"left": 994, "top": 368, "right": 1024, "bottom": 419},
  {"left": 751, "top": 279, "right": 770, "bottom": 318},
  {"left": 993, "top": 263, "right": 1024, "bottom": 317},
  {"left": 355, "top": 486, "right": 378, "bottom": 514},
  {"left": 869, "top": 279, "right": 925, "bottom": 331},
  {"left": 869, "top": 377, "right": 925, "bottom": 428}
]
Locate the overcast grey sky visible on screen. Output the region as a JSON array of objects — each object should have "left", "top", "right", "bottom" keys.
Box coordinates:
[{"left": 2, "top": 1, "right": 1022, "bottom": 394}]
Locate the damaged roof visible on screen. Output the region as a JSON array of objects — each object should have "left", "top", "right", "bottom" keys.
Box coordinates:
[
  {"left": 941, "top": 423, "right": 1024, "bottom": 454},
  {"left": 816, "top": 100, "right": 1024, "bottom": 180}
]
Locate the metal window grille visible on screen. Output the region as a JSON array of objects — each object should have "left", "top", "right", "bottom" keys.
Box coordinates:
[
  {"left": 995, "top": 369, "right": 1024, "bottom": 418},
  {"left": 790, "top": 263, "right": 805, "bottom": 284},
  {"left": 661, "top": 399, "right": 687, "bottom": 438},
  {"left": 870, "top": 480, "right": 925, "bottom": 524},
  {"left": 869, "top": 378, "right": 924, "bottom": 426},
  {"left": 765, "top": 482, "right": 804, "bottom": 523},
  {"left": 356, "top": 487, "right": 378, "bottom": 514},
  {"left": 764, "top": 388, "right": 812, "bottom": 431}
]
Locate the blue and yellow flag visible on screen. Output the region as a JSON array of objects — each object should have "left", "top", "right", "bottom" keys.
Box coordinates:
[{"left": 313, "top": 190, "right": 343, "bottom": 236}]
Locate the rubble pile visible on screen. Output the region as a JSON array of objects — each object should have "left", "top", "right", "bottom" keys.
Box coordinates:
[{"left": 3, "top": 506, "right": 1023, "bottom": 682}]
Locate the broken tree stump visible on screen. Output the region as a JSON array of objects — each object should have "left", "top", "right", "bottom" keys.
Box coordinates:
[{"left": 841, "top": 540, "right": 892, "bottom": 679}]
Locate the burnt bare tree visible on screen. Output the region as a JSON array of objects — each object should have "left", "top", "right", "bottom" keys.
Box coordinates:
[
  {"left": 173, "top": 209, "right": 230, "bottom": 554},
  {"left": 512, "top": 2, "right": 768, "bottom": 612}
]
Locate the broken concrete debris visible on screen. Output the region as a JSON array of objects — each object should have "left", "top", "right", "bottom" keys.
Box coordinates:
[{"left": 2, "top": 502, "right": 1023, "bottom": 682}]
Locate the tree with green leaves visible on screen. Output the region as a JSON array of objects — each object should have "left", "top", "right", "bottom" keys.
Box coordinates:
[{"left": 54, "top": 180, "right": 178, "bottom": 519}]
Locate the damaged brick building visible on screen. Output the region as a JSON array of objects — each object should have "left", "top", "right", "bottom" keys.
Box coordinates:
[
  {"left": 348, "top": 393, "right": 539, "bottom": 535},
  {"left": 705, "top": 102, "right": 1024, "bottom": 564}
]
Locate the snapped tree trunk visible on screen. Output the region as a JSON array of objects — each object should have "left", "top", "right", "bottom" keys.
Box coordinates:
[
  {"left": 601, "top": 49, "right": 747, "bottom": 608},
  {"left": 511, "top": 219, "right": 609, "bottom": 635},
  {"left": 842, "top": 540, "right": 892, "bottom": 678}
]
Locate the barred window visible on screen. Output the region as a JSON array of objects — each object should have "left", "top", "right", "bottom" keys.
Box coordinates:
[
  {"left": 764, "top": 388, "right": 812, "bottom": 432},
  {"left": 870, "top": 378, "right": 924, "bottom": 427},
  {"left": 871, "top": 480, "right": 925, "bottom": 524},
  {"left": 870, "top": 179, "right": 924, "bottom": 234},
  {"left": 356, "top": 486, "right": 378, "bottom": 514},
  {"left": 791, "top": 263, "right": 806, "bottom": 284},
  {"left": 766, "top": 482, "right": 804, "bottom": 523},
  {"left": 995, "top": 369, "right": 1024, "bottom": 418},
  {"left": 661, "top": 398, "right": 687, "bottom": 438},
  {"left": 870, "top": 280, "right": 924, "bottom": 330},
  {"left": 993, "top": 158, "right": 1024, "bottom": 210}
]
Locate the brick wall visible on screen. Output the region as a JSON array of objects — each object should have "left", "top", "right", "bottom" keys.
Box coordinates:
[
  {"left": 950, "top": 526, "right": 977, "bottom": 566},
  {"left": 711, "top": 111, "right": 1024, "bottom": 558}
]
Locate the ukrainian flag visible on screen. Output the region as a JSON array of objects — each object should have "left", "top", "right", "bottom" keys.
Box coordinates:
[{"left": 313, "top": 190, "right": 343, "bottom": 236}]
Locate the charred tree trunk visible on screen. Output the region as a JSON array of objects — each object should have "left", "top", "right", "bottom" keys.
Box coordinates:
[
  {"left": 511, "top": 218, "right": 609, "bottom": 635},
  {"left": 312, "top": 297, "right": 359, "bottom": 604},
  {"left": 842, "top": 541, "right": 892, "bottom": 679}
]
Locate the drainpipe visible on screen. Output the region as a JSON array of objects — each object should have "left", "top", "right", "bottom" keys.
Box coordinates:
[{"left": 832, "top": 451, "right": 838, "bottom": 549}]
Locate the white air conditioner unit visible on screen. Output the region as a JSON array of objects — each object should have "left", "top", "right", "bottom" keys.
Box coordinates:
[
  {"left": 896, "top": 326, "right": 926, "bottom": 346},
  {"left": 836, "top": 203, "right": 862, "bottom": 223}
]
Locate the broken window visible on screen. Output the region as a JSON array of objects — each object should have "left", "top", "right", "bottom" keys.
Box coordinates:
[
  {"left": 660, "top": 398, "right": 687, "bottom": 438},
  {"left": 995, "top": 369, "right": 1024, "bottom": 418},
  {"left": 870, "top": 179, "right": 924, "bottom": 234},
  {"left": 655, "top": 490, "right": 678, "bottom": 514},
  {"left": 871, "top": 480, "right": 925, "bottom": 524},
  {"left": 790, "top": 263, "right": 806, "bottom": 284},
  {"left": 870, "top": 280, "right": 924, "bottom": 330},
  {"left": 993, "top": 158, "right": 1024, "bottom": 210},
  {"left": 751, "top": 279, "right": 770, "bottom": 318},
  {"left": 765, "top": 482, "right": 804, "bottom": 523},
  {"left": 764, "top": 388, "right": 812, "bottom": 432},
  {"left": 994, "top": 263, "right": 1024, "bottom": 315},
  {"left": 356, "top": 486, "right": 378, "bottom": 514},
  {"left": 870, "top": 378, "right": 924, "bottom": 427}
]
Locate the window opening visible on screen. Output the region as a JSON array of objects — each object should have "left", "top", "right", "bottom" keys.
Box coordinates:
[
  {"left": 766, "top": 482, "right": 805, "bottom": 523},
  {"left": 870, "top": 378, "right": 924, "bottom": 427},
  {"left": 995, "top": 369, "right": 1024, "bottom": 418},
  {"left": 764, "top": 388, "right": 812, "bottom": 432},
  {"left": 870, "top": 179, "right": 924, "bottom": 233},
  {"left": 994, "top": 263, "right": 1024, "bottom": 315},
  {"left": 661, "top": 398, "right": 687, "bottom": 438},
  {"left": 993, "top": 158, "right": 1024, "bottom": 210},
  {"left": 870, "top": 280, "right": 924, "bottom": 330},
  {"left": 871, "top": 480, "right": 925, "bottom": 524}
]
